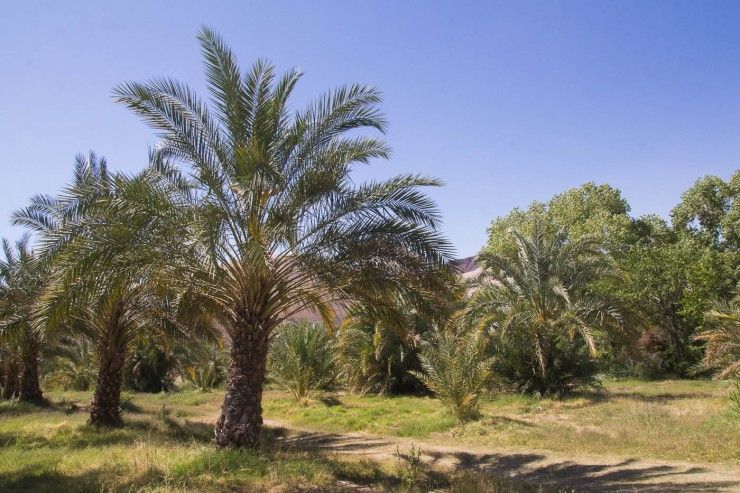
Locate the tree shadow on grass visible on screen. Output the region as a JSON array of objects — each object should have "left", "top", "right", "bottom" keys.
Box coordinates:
[
  {"left": 266, "top": 426, "right": 738, "bottom": 492},
  {"left": 441, "top": 452, "right": 736, "bottom": 492}
]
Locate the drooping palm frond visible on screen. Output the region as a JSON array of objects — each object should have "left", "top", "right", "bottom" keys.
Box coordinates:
[{"left": 694, "top": 293, "right": 740, "bottom": 379}]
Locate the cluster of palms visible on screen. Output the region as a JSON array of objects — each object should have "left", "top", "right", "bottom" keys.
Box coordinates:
[
  {"left": 0, "top": 28, "right": 451, "bottom": 448},
  {"left": 3, "top": 28, "right": 736, "bottom": 447}
]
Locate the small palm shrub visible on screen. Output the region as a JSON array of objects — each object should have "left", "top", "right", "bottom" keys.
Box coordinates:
[
  {"left": 177, "top": 340, "right": 228, "bottom": 391},
  {"left": 413, "top": 330, "right": 492, "bottom": 422},
  {"left": 336, "top": 323, "right": 384, "bottom": 394},
  {"left": 491, "top": 332, "right": 600, "bottom": 397},
  {"left": 124, "top": 337, "right": 175, "bottom": 393},
  {"left": 694, "top": 294, "right": 740, "bottom": 380},
  {"left": 45, "top": 337, "right": 97, "bottom": 391},
  {"left": 268, "top": 321, "right": 337, "bottom": 399}
]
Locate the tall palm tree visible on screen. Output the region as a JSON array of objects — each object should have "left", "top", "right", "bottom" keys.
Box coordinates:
[
  {"left": 14, "top": 153, "right": 191, "bottom": 424},
  {"left": 467, "top": 221, "right": 624, "bottom": 395},
  {"left": 114, "top": 27, "right": 451, "bottom": 447},
  {"left": 0, "top": 236, "right": 46, "bottom": 403}
]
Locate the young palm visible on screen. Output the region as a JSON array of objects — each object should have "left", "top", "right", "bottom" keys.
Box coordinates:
[
  {"left": 114, "top": 27, "right": 451, "bottom": 447},
  {"left": 467, "top": 221, "right": 624, "bottom": 395},
  {"left": 15, "top": 153, "right": 190, "bottom": 424},
  {"left": 0, "top": 236, "right": 46, "bottom": 403},
  {"left": 413, "top": 328, "right": 493, "bottom": 422},
  {"left": 694, "top": 291, "right": 740, "bottom": 379}
]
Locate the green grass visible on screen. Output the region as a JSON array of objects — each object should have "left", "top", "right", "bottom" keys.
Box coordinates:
[
  {"left": 0, "top": 391, "right": 544, "bottom": 492},
  {"left": 264, "top": 379, "right": 740, "bottom": 464},
  {"left": 1, "top": 380, "right": 736, "bottom": 491}
]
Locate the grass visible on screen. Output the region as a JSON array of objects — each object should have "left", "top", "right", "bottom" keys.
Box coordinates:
[
  {"left": 264, "top": 379, "right": 740, "bottom": 464},
  {"left": 0, "top": 380, "right": 736, "bottom": 491},
  {"left": 0, "top": 390, "right": 549, "bottom": 492}
]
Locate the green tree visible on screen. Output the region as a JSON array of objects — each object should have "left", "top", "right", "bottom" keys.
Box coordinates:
[
  {"left": 483, "top": 182, "right": 633, "bottom": 259},
  {"left": 671, "top": 171, "right": 739, "bottom": 250},
  {"left": 114, "top": 28, "right": 451, "bottom": 447},
  {"left": 469, "top": 221, "right": 625, "bottom": 395}
]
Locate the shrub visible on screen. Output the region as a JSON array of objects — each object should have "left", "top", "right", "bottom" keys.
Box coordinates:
[
  {"left": 413, "top": 330, "right": 492, "bottom": 422},
  {"left": 45, "top": 337, "right": 97, "bottom": 391},
  {"left": 491, "top": 332, "right": 601, "bottom": 397},
  {"left": 268, "top": 321, "right": 336, "bottom": 399},
  {"left": 124, "top": 337, "right": 175, "bottom": 392},
  {"left": 177, "top": 340, "right": 228, "bottom": 391}
]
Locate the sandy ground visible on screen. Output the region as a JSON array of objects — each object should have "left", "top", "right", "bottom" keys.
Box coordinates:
[{"left": 264, "top": 419, "right": 740, "bottom": 492}]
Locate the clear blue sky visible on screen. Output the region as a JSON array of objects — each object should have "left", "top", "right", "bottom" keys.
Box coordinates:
[{"left": 2, "top": 1, "right": 739, "bottom": 256}]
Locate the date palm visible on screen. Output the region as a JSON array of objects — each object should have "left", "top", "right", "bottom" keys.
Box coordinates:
[
  {"left": 113, "top": 27, "right": 451, "bottom": 447},
  {"left": 0, "top": 236, "right": 45, "bottom": 402},
  {"left": 467, "top": 221, "right": 624, "bottom": 395},
  {"left": 14, "top": 152, "right": 189, "bottom": 424},
  {"left": 694, "top": 291, "right": 740, "bottom": 379}
]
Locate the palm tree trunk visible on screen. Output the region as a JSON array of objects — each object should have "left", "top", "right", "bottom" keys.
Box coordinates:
[
  {"left": 215, "top": 328, "right": 269, "bottom": 448},
  {"left": 90, "top": 346, "right": 126, "bottom": 426},
  {"left": 19, "top": 338, "right": 43, "bottom": 403}
]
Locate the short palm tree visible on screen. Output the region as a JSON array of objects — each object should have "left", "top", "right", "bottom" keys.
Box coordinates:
[
  {"left": 694, "top": 292, "right": 740, "bottom": 379},
  {"left": 413, "top": 328, "right": 493, "bottom": 422},
  {"left": 114, "top": 27, "right": 451, "bottom": 447},
  {"left": 467, "top": 221, "right": 624, "bottom": 395},
  {"left": 0, "top": 236, "right": 45, "bottom": 403},
  {"left": 15, "top": 153, "right": 189, "bottom": 424},
  {"left": 269, "top": 321, "right": 336, "bottom": 399}
]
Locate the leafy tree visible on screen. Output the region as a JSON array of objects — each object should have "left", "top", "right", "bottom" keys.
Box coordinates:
[
  {"left": 269, "top": 321, "right": 336, "bottom": 399},
  {"left": 0, "top": 236, "right": 46, "bottom": 403},
  {"left": 114, "top": 27, "right": 451, "bottom": 447},
  {"left": 413, "top": 329, "right": 492, "bottom": 422},
  {"left": 671, "top": 171, "right": 739, "bottom": 250},
  {"left": 483, "top": 182, "right": 633, "bottom": 259},
  {"left": 469, "top": 221, "right": 625, "bottom": 396},
  {"left": 617, "top": 216, "right": 736, "bottom": 375}
]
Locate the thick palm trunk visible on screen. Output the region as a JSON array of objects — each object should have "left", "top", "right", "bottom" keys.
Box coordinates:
[
  {"left": 215, "top": 328, "right": 269, "bottom": 448},
  {"left": 19, "top": 338, "right": 43, "bottom": 403},
  {"left": 90, "top": 346, "right": 126, "bottom": 426}
]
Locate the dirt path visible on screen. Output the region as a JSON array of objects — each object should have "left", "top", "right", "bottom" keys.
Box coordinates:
[{"left": 264, "top": 419, "right": 740, "bottom": 492}]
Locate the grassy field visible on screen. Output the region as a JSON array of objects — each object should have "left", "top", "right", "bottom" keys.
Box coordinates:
[
  {"left": 265, "top": 379, "right": 739, "bottom": 464},
  {"left": 0, "top": 380, "right": 737, "bottom": 492}
]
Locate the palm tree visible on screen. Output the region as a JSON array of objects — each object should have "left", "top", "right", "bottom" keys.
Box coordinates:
[
  {"left": 413, "top": 328, "right": 492, "bottom": 422},
  {"left": 467, "top": 221, "right": 624, "bottom": 396},
  {"left": 113, "top": 27, "right": 451, "bottom": 447},
  {"left": 694, "top": 291, "right": 740, "bottom": 379},
  {"left": 0, "top": 236, "right": 46, "bottom": 403},
  {"left": 14, "top": 153, "right": 191, "bottom": 425}
]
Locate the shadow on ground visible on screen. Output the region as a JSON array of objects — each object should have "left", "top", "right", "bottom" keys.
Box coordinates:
[{"left": 268, "top": 426, "right": 739, "bottom": 492}]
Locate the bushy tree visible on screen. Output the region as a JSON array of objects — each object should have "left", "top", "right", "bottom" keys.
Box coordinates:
[{"left": 114, "top": 27, "right": 451, "bottom": 447}]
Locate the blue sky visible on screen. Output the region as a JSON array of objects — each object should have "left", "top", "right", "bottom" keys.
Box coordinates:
[{"left": 1, "top": 1, "right": 738, "bottom": 256}]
